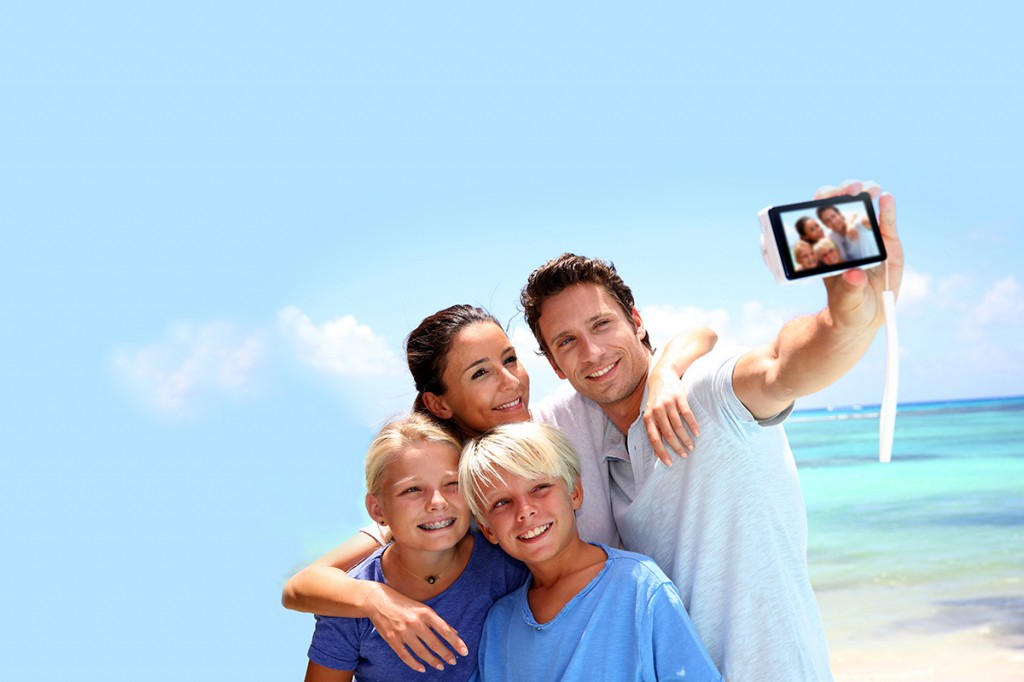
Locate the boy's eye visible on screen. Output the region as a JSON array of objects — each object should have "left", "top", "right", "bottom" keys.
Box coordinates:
[
  {"left": 491, "top": 499, "right": 509, "bottom": 510},
  {"left": 445, "top": 481, "right": 459, "bottom": 490},
  {"left": 401, "top": 486, "right": 421, "bottom": 495}
]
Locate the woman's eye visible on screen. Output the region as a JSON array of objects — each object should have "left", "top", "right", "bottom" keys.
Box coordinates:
[
  {"left": 504, "top": 354, "right": 518, "bottom": 365},
  {"left": 471, "top": 368, "right": 487, "bottom": 380}
]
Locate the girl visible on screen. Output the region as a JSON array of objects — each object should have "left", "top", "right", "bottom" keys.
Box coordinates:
[{"left": 304, "top": 413, "right": 529, "bottom": 681}]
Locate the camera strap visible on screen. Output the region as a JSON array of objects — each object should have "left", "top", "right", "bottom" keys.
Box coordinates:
[{"left": 879, "top": 263, "right": 899, "bottom": 463}]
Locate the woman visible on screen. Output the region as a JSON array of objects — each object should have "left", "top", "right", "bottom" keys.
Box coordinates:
[{"left": 284, "top": 304, "right": 716, "bottom": 672}]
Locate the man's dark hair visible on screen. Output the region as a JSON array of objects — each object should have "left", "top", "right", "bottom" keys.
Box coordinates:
[
  {"left": 520, "top": 253, "right": 652, "bottom": 356},
  {"left": 815, "top": 205, "right": 841, "bottom": 221}
]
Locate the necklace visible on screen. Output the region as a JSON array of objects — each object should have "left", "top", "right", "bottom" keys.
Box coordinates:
[{"left": 390, "top": 545, "right": 460, "bottom": 585}]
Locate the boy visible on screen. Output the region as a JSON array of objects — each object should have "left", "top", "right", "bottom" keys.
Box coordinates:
[{"left": 458, "top": 422, "right": 721, "bottom": 682}]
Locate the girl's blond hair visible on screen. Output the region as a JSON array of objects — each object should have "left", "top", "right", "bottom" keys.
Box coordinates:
[{"left": 365, "top": 413, "right": 462, "bottom": 495}]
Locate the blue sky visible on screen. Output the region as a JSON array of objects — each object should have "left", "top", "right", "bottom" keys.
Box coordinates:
[{"left": 3, "top": 3, "right": 1023, "bottom": 680}]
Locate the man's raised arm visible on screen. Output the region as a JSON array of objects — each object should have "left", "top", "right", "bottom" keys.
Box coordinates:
[{"left": 733, "top": 182, "right": 902, "bottom": 420}]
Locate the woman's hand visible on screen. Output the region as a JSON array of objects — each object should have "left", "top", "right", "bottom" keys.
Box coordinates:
[
  {"left": 363, "top": 582, "right": 469, "bottom": 672},
  {"left": 644, "top": 364, "right": 699, "bottom": 466}
]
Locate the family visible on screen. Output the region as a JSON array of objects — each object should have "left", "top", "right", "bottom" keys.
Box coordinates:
[
  {"left": 282, "top": 182, "right": 903, "bottom": 681},
  {"left": 792, "top": 203, "right": 881, "bottom": 272}
]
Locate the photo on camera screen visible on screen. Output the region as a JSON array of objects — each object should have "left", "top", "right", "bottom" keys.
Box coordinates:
[{"left": 769, "top": 192, "right": 886, "bottom": 280}]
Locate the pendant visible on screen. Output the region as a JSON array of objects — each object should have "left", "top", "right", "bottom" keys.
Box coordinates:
[{"left": 427, "top": 576, "right": 437, "bottom": 584}]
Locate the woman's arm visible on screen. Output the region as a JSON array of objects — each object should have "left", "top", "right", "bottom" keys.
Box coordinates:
[
  {"left": 282, "top": 533, "right": 467, "bottom": 672},
  {"left": 644, "top": 326, "right": 718, "bottom": 466}
]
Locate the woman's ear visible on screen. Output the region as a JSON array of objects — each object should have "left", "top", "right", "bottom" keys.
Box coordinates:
[
  {"left": 422, "top": 392, "right": 453, "bottom": 420},
  {"left": 365, "top": 493, "right": 386, "bottom": 526}
]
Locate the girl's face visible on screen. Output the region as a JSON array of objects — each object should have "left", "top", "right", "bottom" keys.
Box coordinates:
[
  {"left": 367, "top": 442, "right": 470, "bottom": 552},
  {"left": 428, "top": 322, "right": 531, "bottom": 435},
  {"left": 795, "top": 242, "right": 818, "bottom": 270}
]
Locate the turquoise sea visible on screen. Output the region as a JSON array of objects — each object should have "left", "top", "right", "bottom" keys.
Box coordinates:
[{"left": 790, "top": 396, "right": 1024, "bottom": 673}]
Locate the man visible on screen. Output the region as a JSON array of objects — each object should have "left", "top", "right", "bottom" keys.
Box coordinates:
[
  {"left": 817, "top": 204, "right": 877, "bottom": 261},
  {"left": 524, "top": 183, "right": 902, "bottom": 681}
]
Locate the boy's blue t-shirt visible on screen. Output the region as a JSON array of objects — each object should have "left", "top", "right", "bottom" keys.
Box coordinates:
[
  {"left": 471, "top": 544, "right": 722, "bottom": 682},
  {"left": 307, "top": 529, "right": 529, "bottom": 682}
]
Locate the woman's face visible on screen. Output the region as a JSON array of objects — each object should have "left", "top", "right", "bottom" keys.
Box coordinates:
[
  {"left": 368, "top": 441, "right": 469, "bottom": 552},
  {"left": 430, "top": 322, "right": 531, "bottom": 435}
]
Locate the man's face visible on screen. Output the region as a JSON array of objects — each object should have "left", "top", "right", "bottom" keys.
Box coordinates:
[
  {"left": 820, "top": 207, "right": 846, "bottom": 234},
  {"left": 536, "top": 283, "right": 650, "bottom": 409}
]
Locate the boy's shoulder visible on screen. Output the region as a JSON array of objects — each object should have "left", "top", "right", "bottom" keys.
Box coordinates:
[{"left": 598, "top": 544, "right": 674, "bottom": 591}]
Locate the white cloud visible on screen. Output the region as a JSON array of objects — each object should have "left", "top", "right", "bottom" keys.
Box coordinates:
[
  {"left": 897, "top": 268, "right": 931, "bottom": 308},
  {"left": 960, "top": 276, "right": 1024, "bottom": 341},
  {"left": 641, "top": 301, "right": 794, "bottom": 349},
  {"left": 113, "top": 322, "right": 265, "bottom": 414},
  {"left": 277, "top": 306, "right": 403, "bottom": 378},
  {"left": 277, "top": 306, "right": 410, "bottom": 425}
]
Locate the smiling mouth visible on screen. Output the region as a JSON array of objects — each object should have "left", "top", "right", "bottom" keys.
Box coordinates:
[
  {"left": 494, "top": 397, "right": 523, "bottom": 411},
  {"left": 586, "top": 362, "right": 617, "bottom": 379},
  {"left": 419, "top": 518, "right": 457, "bottom": 531},
  {"left": 517, "top": 523, "right": 552, "bottom": 541}
]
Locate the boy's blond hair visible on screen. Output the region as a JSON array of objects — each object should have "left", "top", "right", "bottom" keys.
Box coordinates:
[{"left": 459, "top": 422, "right": 581, "bottom": 521}]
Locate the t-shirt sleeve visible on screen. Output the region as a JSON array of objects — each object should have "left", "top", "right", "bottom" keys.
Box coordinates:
[
  {"left": 307, "top": 614, "right": 363, "bottom": 672},
  {"left": 647, "top": 583, "right": 723, "bottom": 681}
]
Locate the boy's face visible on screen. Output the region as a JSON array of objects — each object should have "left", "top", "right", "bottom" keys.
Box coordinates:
[{"left": 475, "top": 467, "right": 583, "bottom": 567}]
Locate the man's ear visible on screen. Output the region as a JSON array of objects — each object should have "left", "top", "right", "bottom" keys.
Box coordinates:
[
  {"left": 631, "top": 307, "right": 646, "bottom": 341},
  {"left": 478, "top": 521, "right": 500, "bottom": 546},
  {"left": 571, "top": 477, "right": 584, "bottom": 511},
  {"left": 546, "top": 353, "right": 567, "bottom": 380},
  {"left": 422, "top": 392, "right": 453, "bottom": 420},
  {"left": 365, "top": 494, "right": 387, "bottom": 526}
]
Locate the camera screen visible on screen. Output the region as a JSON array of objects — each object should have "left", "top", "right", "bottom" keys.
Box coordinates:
[{"left": 768, "top": 192, "right": 886, "bottom": 280}]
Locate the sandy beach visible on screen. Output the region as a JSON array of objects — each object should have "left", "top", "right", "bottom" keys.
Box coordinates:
[{"left": 831, "top": 628, "right": 1024, "bottom": 681}]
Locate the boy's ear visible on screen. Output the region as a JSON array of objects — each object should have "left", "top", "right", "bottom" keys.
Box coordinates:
[
  {"left": 571, "top": 477, "right": 584, "bottom": 511},
  {"left": 365, "top": 494, "right": 387, "bottom": 526},
  {"left": 422, "top": 392, "right": 453, "bottom": 420},
  {"left": 478, "top": 521, "right": 500, "bottom": 546}
]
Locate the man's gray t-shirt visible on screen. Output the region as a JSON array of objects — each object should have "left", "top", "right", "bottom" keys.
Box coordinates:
[{"left": 534, "top": 348, "right": 833, "bottom": 681}]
